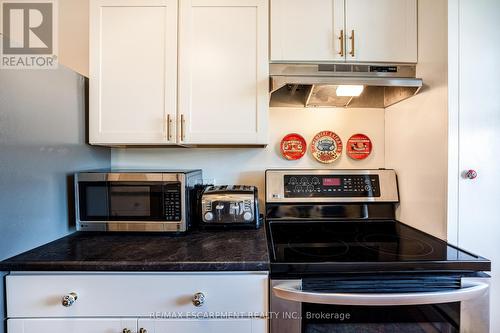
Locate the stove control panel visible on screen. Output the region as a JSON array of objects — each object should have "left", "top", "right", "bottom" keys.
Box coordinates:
[
  {"left": 266, "top": 169, "right": 399, "bottom": 203},
  {"left": 284, "top": 175, "right": 380, "bottom": 198}
]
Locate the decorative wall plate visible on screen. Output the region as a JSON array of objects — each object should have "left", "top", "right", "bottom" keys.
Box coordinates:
[
  {"left": 280, "top": 133, "right": 307, "bottom": 160},
  {"left": 311, "top": 131, "right": 343, "bottom": 164},
  {"left": 347, "top": 134, "right": 372, "bottom": 160}
]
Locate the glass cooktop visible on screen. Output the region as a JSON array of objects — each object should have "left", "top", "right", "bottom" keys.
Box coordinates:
[{"left": 267, "top": 221, "right": 490, "bottom": 273}]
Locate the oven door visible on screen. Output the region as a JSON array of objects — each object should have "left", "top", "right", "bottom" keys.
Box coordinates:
[{"left": 270, "top": 278, "right": 489, "bottom": 333}]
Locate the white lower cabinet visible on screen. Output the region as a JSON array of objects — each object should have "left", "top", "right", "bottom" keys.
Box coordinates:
[
  {"left": 8, "top": 318, "right": 266, "bottom": 333},
  {"left": 6, "top": 273, "right": 268, "bottom": 333},
  {"left": 7, "top": 318, "right": 138, "bottom": 333},
  {"left": 138, "top": 318, "right": 266, "bottom": 333}
]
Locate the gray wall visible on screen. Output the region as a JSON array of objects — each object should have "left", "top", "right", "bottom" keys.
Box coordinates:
[
  {"left": 0, "top": 66, "right": 111, "bottom": 332},
  {"left": 0, "top": 273, "right": 4, "bottom": 333}
]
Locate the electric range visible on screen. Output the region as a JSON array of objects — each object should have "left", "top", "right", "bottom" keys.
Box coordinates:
[{"left": 265, "top": 169, "right": 491, "bottom": 333}]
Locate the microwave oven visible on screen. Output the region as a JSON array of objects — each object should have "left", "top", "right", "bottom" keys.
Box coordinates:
[{"left": 75, "top": 170, "right": 202, "bottom": 232}]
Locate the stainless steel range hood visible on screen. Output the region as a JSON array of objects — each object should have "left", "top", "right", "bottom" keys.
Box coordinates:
[{"left": 270, "top": 63, "right": 423, "bottom": 108}]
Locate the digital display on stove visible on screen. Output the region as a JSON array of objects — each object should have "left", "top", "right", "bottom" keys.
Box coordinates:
[
  {"left": 322, "top": 178, "right": 341, "bottom": 186},
  {"left": 284, "top": 174, "right": 381, "bottom": 198}
]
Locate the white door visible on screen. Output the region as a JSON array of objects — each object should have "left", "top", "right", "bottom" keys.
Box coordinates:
[
  {"left": 89, "top": 0, "right": 178, "bottom": 145},
  {"left": 344, "top": 0, "right": 417, "bottom": 63},
  {"left": 7, "top": 318, "right": 137, "bottom": 333},
  {"left": 178, "top": 0, "right": 269, "bottom": 145},
  {"left": 270, "top": 0, "right": 345, "bottom": 62},
  {"left": 138, "top": 319, "right": 266, "bottom": 333},
  {"left": 449, "top": 0, "right": 500, "bottom": 331}
]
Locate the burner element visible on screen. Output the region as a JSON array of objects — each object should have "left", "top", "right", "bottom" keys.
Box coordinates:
[
  {"left": 286, "top": 239, "right": 350, "bottom": 259},
  {"left": 357, "top": 233, "right": 435, "bottom": 258}
]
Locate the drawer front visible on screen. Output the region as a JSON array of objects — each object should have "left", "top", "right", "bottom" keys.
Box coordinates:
[
  {"left": 7, "top": 273, "right": 268, "bottom": 318},
  {"left": 7, "top": 318, "right": 137, "bottom": 333}
]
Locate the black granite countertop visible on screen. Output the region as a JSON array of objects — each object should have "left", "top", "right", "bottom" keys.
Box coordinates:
[{"left": 0, "top": 229, "right": 269, "bottom": 272}]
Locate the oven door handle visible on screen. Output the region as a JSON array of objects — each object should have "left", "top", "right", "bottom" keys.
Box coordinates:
[{"left": 272, "top": 281, "right": 489, "bottom": 306}]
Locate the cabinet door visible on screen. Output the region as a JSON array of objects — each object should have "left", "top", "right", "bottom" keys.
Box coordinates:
[
  {"left": 7, "top": 318, "right": 137, "bottom": 333},
  {"left": 138, "top": 319, "right": 266, "bottom": 333},
  {"left": 271, "top": 0, "right": 345, "bottom": 62},
  {"left": 179, "top": 0, "right": 269, "bottom": 145},
  {"left": 345, "top": 0, "right": 417, "bottom": 63},
  {"left": 89, "top": 0, "right": 178, "bottom": 145}
]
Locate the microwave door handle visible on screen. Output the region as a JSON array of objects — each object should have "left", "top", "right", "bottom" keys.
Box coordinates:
[{"left": 272, "top": 281, "right": 489, "bottom": 306}]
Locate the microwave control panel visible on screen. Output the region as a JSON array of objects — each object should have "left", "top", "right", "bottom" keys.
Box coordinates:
[
  {"left": 284, "top": 175, "right": 381, "bottom": 198},
  {"left": 164, "top": 183, "right": 182, "bottom": 220}
]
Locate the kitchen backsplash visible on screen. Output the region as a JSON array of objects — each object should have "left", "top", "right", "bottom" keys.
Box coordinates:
[{"left": 112, "top": 107, "right": 385, "bottom": 202}]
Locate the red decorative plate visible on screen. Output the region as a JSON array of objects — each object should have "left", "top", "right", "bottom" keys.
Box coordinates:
[
  {"left": 347, "top": 134, "right": 372, "bottom": 160},
  {"left": 281, "top": 133, "right": 307, "bottom": 160},
  {"left": 311, "top": 131, "right": 343, "bottom": 164}
]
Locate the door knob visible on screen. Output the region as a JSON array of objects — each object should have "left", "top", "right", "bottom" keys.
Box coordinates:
[
  {"left": 464, "top": 169, "right": 478, "bottom": 180},
  {"left": 192, "top": 292, "right": 206, "bottom": 307},
  {"left": 61, "top": 292, "right": 78, "bottom": 307}
]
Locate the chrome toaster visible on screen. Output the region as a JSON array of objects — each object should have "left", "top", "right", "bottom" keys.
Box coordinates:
[{"left": 200, "top": 185, "right": 261, "bottom": 229}]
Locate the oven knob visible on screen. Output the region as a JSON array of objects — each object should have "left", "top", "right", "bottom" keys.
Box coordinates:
[
  {"left": 204, "top": 212, "right": 214, "bottom": 221},
  {"left": 243, "top": 212, "right": 253, "bottom": 221},
  {"left": 365, "top": 185, "right": 372, "bottom": 191}
]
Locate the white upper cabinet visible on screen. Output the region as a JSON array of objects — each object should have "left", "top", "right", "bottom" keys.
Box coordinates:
[
  {"left": 178, "top": 0, "right": 269, "bottom": 145},
  {"left": 270, "top": 0, "right": 345, "bottom": 62},
  {"left": 89, "top": 0, "right": 178, "bottom": 145},
  {"left": 345, "top": 0, "right": 417, "bottom": 63},
  {"left": 90, "top": 0, "right": 269, "bottom": 146},
  {"left": 270, "top": 0, "right": 417, "bottom": 63}
]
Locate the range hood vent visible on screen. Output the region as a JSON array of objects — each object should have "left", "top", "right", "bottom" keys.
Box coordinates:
[{"left": 270, "top": 63, "right": 423, "bottom": 108}]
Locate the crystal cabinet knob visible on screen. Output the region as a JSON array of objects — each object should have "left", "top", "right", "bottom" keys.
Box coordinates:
[
  {"left": 192, "top": 292, "right": 206, "bottom": 307},
  {"left": 464, "top": 169, "right": 478, "bottom": 180},
  {"left": 61, "top": 292, "right": 78, "bottom": 307}
]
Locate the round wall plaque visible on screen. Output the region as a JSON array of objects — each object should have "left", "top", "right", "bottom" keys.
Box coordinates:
[{"left": 311, "top": 131, "right": 343, "bottom": 164}]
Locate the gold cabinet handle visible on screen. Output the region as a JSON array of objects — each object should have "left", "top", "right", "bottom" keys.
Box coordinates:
[
  {"left": 180, "top": 114, "right": 186, "bottom": 141},
  {"left": 338, "top": 30, "right": 344, "bottom": 57},
  {"left": 349, "top": 30, "right": 355, "bottom": 57},
  {"left": 166, "top": 114, "right": 172, "bottom": 141}
]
